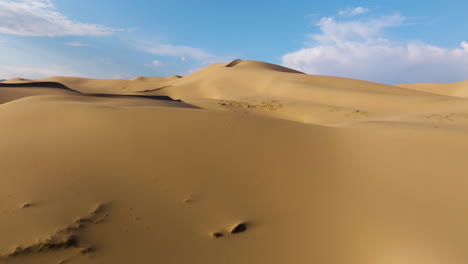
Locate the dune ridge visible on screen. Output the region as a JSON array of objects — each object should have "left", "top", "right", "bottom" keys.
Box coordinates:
[
  {"left": 3, "top": 60, "right": 468, "bottom": 128},
  {"left": 1, "top": 60, "right": 468, "bottom": 264}
]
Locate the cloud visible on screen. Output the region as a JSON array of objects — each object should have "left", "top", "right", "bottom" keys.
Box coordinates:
[
  {"left": 338, "top": 7, "right": 369, "bottom": 17},
  {"left": 142, "top": 43, "right": 238, "bottom": 74},
  {"left": 312, "top": 14, "right": 405, "bottom": 44},
  {"left": 461, "top": 41, "right": 468, "bottom": 50},
  {"left": 0, "top": 64, "right": 77, "bottom": 79},
  {"left": 66, "top": 42, "right": 92, "bottom": 47},
  {"left": 142, "top": 44, "right": 214, "bottom": 61},
  {"left": 0, "top": 0, "right": 121, "bottom": 36},
  {"left": 282, "top": 11, "right": 468, "bottom": 84},
  {"left": 151, "top": 60, "right": 162, "bottom": 67}
]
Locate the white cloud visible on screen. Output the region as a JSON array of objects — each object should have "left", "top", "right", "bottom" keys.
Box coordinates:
[
  {"left": 66, "top": 42, "right": 92, "bottom": 47},
  {"left": 312, "top": 14, "right": 405, "bottom": 44},
  {"left": 282, "top": 12, "right": 468, "bottom": 84},
  {"left": 142, "top": 44, "right": 214, "bottom": 61},
  {"left": 338, "top": 7, "right": 369, "bottom": 17},
  {"left": 142, "top": 43, "right": 238, "bottom": 73},
  {"left": 0, "top": 0, "right": 121, "bottom": 36},
  {"left": 461, "top": 41, "right": 468, "bottom": 50},
  {"left": 151, "top": 60, "right": 162, "bottom": 67},
  {"left": 0, "top": 65, "right": 77, "bottom": 79}
]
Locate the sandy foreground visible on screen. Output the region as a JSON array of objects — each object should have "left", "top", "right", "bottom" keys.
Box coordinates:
[{"left": 1, "top": 60, "right": 468, "bottom": 264}]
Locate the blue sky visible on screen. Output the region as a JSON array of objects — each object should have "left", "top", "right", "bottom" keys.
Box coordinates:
[{"left": 0, "top": 0, "right": 467, "bottom": 84}]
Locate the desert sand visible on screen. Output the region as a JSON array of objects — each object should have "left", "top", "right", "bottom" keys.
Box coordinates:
[{"left": 1, "top": 60, "right": 468, "bottom": 264}]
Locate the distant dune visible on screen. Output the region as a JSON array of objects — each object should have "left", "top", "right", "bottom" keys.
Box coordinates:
[
  {"left": 1, "top": 60, "right": 468, "bottom": 264},
  {"left": 397, "top": 80, "right": 468, "bottom": 97}
]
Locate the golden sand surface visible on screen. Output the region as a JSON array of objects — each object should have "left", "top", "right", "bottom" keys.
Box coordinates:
[{"left": 1, "top": 60, "right": 468, "bottom": 264}]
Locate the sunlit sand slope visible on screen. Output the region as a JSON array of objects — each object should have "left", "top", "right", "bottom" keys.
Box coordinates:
[{"left": 1, "top": 61, "right": 468, "bottom": 264}]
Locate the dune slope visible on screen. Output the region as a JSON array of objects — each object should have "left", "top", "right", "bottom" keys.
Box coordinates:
[
  {"left": 396, "top": 81, "right": 468, "bottom": 97},
  {"left": 7, "top": 60, "right": 468, "bottom": 128},
  {"left": 1, "top": 60, "right": 468, "bottom": 264}
]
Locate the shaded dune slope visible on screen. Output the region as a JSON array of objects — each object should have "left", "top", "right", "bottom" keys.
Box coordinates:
[{"left": 0, "top": 80, "right": 187, "bottom": 106}]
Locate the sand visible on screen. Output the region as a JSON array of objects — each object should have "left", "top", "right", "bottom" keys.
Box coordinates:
[{"left": 1, "top": 60, "right": 468, "bottom": 264}]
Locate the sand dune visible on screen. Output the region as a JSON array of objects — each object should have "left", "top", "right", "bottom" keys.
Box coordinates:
[
  {"left": 13, "top": 60, "right": 461, "bottom": 127},
  {"left": 2, "top": 78, "right": 35, "bottom": 83},
  {"left": 27, "top": 76, "right": 176, "bottom": 95},
  {"left": 396, "top": 80, "right": 468, "bottom": 97},
  {"left": 1, "top": 60, "right": 468, "bottom": 263}
]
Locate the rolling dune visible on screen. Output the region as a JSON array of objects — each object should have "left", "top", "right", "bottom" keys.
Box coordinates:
[
  {"left": 1, "top": 60, "right": 468, "bottom": 264},
  {"left": 396, "top": 81, "right": 468, "bottom": 98}
]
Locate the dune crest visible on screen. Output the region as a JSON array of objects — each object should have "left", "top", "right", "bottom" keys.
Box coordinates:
[
  {"left": 1, "top": 61, "right": 468, "bottom": 264},
  {"left": 2, "top": 61, "right": 468, "bottom": 129},
  {"left": 225, "top": 59, "right": 304, "bottom": 73}
]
